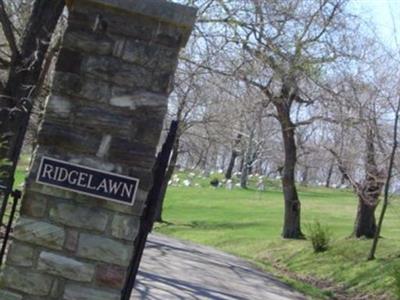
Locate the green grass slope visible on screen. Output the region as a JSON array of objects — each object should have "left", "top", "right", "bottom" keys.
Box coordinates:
[{"left": 155, "top": 172, "right": 400, "bottom": 299}]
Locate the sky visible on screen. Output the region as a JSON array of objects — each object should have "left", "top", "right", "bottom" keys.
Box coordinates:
[{"left": 351, "top": 0, "right": 400, "bottom": 48}]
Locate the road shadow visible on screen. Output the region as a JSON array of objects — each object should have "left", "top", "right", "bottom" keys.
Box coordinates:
[
  {"left": 135, "top": 271, "right": 248, "bottom": 300},
  {"left": 132, "top": 234, "right": 306, "bottom": 300}
]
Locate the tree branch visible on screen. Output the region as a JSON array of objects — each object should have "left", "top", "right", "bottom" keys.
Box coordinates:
[
  {"left": 0, "top": 0, "right": 19, "bottom": 60},
  {"left": 34, "top": 35, "right": 62, "bottom": 97},
  {"left": 327, "top": 147, "right": 359, "bottom": 191},
  {"left": 0, "top": 54, "right": 10, "bottom": 69}
]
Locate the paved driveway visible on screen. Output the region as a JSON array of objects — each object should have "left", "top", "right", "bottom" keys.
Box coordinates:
[{"left": 132, "top": 234, "right": 306, "bottom": 300}]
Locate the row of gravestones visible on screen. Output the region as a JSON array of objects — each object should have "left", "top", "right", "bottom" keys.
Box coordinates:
[{"left": 0, "top": 0, "right": 196, "bottom": 299}]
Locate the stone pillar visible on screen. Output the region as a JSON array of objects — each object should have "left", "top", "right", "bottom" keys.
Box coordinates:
[{"left": 0, "top": 0, "right": 196, "bottom": 299}]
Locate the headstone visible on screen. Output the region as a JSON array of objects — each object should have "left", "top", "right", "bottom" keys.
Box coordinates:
[
  {"left": 226, "top": 180, "right": 233, "bottom": 190},
  {"left": 257, "top": 180, "right": 265, "bottom": 191},
  {"left": 0, "top": 0, "right": 196, "bottom": 299}
]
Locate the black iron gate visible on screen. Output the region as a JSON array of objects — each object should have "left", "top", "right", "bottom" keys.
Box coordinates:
[
  {"left": 121, "top": 120, "right": 178, "bottom": 300},
  {"left": 0, "top": 189, "right": 21, "bottom": 264},
  {"left": 0, "top": 100, "right": 32, "bottom": 265}
]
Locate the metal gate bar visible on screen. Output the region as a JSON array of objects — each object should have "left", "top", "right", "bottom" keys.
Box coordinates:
[
  {"left": 0, "top": 189, "right": 21, "bottom": 265},
  {"left": 0, "top": 101, "right": 32, "bottom": 265},
  {"left": 121, "top": 120, "right": 178, "bottom": 300}
]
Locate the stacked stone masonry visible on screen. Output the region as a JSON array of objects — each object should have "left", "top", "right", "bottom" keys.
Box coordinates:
[{"left": 0, "top": 0, "right": 196, "bottom": 299}]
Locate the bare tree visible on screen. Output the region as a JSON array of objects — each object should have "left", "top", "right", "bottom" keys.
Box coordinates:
[
  {"left": 154, "top": 60, "right": 221, "bottom": 222},
  {"left": 325, "top": 61, "right": 394, "bottom": 238},
  {"left": 0, "top": 0, "right": 65, "bottom": 187},
  {"left": 368, "top": 96, "right": 400, "bottom": 259},
  {"left": 195, "top": 0, "right": 356, "bottom": 238},
  {"left": 225, "top": 133, "right": 242, "bottom": 179}
]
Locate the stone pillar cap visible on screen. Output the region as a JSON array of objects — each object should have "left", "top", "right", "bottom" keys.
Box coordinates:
[{"left": 83, "top": 0, "right": 197, "bottom": 28}]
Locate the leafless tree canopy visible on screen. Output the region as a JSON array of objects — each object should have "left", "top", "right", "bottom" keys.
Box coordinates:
[
  {"left": 1, "top": 0, "right": 399, "bottom": 245},
  {"left": 159, "top": 0, "right": 400, "bottom": 240}
]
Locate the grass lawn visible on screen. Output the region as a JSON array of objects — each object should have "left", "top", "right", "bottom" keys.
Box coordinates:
[
  {"left": 155, "top": 172, "right": 400, "bottom": 299},
  {"left": 14, "top": 169, "right": 26, "bottom": 189},
  {"left": 0, "top": 156, "right": 31, "bottom": 226}
]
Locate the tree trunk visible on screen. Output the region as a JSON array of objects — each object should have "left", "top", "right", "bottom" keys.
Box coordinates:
[
  {"left": 154, "top": 136, "right": 180, "bottom": 223},
  {"left": 275, "top": 102, "right": 303, "bottom": 239},
  {"left": 240, "top": 130, "right": 254, "bottom": 189},
  {"left": 240, "top": 150, "right": 248, "bottom": 189},
  {"left": 352, "top": 128, "right": 383, "bottom": 238},
  {"left": 225, "top": 151, "right": 238, "bottom": 180},
  {"left": 202, "top": 145, "right": 211, "bottom": 175},
  {"left": 248, "top": 150, "right": 257, "bottom": 174},
  {"left": 239, "top": 155, "right": 244, "bottom": 175},
  {"left": 300, "top": 166, "right": 309, "bottom": 186},
  {"left": 353, "top": 198, "right": 377, "bottom": 238},
  {"left": 325, "top": 162, "right": 334, "bottom": 188},
  {"left": 340, "top": 173, "right": 346, "bottom": 185},
  {"left": 225, "top": 134, "right": 242, "bottom": 179}
]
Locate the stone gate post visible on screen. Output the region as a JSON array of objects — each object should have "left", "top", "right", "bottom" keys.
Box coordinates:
[{"left": 0, "top": 0, "right": 196, "bottom": 299}]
